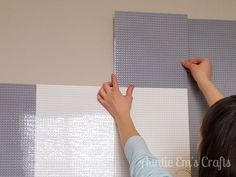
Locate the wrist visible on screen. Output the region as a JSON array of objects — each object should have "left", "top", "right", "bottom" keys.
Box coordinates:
[
  {"left": 196, "top": 78, "right": 224, "bottom": 106},
  {"left": 115, "top": 114, "right": 136, "bottom": 131},
  {"left": 197, "top": 78, "right": 213, "bottom": 89},
  {"left": 115, "top": 112, "right": 131, "bottom": 121},
  {"left": 115, "top": 114, "right": 139, "bottom": 147}
]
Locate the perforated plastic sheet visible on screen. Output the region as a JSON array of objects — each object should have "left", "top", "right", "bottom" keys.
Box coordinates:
[
  {"left": 0, "top": 84, "right": 36, "bottom": 177},
  {"left": 114, "top": 11, "right": 189, "bottom": 88},
  {"left": 188, "top": 19, "right": 236, "bottom": 96}
]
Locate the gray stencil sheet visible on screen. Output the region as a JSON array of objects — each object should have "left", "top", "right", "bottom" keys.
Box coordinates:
[
  {"left": 114, "top": 11, "right": 236, "bottom": 177},
  {"left": 0, "top": 84, "right": 36, "bottom": 177},
  {"left": 188, "top": 19, "right": 236, "bottom": 176},
  {"left": 188, "top": 19, "right": 236, "bottom": 95},
  {"left": 114, "top": 11, "right": 189, "bottom": 88}
]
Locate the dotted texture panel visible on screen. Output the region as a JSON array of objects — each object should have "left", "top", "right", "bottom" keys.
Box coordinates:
[
  {"left": 114, "top": 11, "right": 189, "bottom": 88},
  {"left": 188, "top": 19, "right": 236, "bottom": 177},
  {"left": 188, "top": 19, "right": 236, "bottom": 95},
  {"left": 0, "top": 84, "right": 36, "bottom": 177}
]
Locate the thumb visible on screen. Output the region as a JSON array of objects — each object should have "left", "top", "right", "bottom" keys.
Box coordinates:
[{"left": 126, "top": 85, "right": 134, "bottom": 98}]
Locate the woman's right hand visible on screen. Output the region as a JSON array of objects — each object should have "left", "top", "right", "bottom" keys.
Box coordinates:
[
  {"left": 181, "top": 58, "right": 212, "bottom": 85},
  {"left": 181, "top": 58, "right": 224, "bottom": 106}
]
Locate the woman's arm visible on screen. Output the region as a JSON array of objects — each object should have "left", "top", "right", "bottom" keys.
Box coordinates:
[
  {"left": 97, "top": 74, "right": 138, "bottom": 147},
  {"left": 181, "top": 58, "right": 224, "bottom": 106},
  {"left": 97, "top": 74, "right": 172, "bottom": 177}
]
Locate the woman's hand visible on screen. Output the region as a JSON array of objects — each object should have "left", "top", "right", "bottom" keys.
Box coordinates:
[
  {"left": 97, "top": 74, "right": 138, "bottom": 147},
  {"left": 181, "top": 58, "right": 212, "bottom": 85},
  {"left": 97, "top": 74, "right": 134, "bottom": 120},
  {"left": 181, "top": 58, "right": 223, "bottom": 106}
]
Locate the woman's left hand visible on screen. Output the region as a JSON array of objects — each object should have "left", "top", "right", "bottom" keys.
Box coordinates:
[{"left": 97, "top": 74, "right": 134, "bottom": 120}]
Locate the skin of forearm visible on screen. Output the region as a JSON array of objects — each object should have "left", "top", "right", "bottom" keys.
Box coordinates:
[
  {"left": 197, "top": 79, "right": 224, "bottom": 107},
  {"left": 115, "top": 115, "right": 139, "bottom": 147}
]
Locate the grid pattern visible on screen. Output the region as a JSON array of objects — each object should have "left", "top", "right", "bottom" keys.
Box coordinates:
[
  {"left": 0, "top": 84, "right": 36, "bottom": 177},
  {"left": 114, "top": 11, "right": 189, "bottom": 88},
  {"left": 188, "top": 19, "right": 236, "bottom": 95}
]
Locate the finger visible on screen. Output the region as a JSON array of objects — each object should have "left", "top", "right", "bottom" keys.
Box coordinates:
[
  {"left": 97, "top": 94, "right": 105, "bottom": 105},
  {"left": 190, "top": 58, "right": 202, "bottom": 64},
  {"left": 126, "top": 85, "right": 134, "bottom": 98},
  {"left": 98, "top": 88, "right": 106, "bottom": 99},
  {"left": 111, "top": 74, "right": 119, "bottom": 90},
  {"left": 181, "top": 60, "right": 192, "bottom": 69},
  {"left": 103, "top": 82, "right": 112, "bottom": 93},
  {"left": 181, "top": 58, "right": 202, "bottom": 65}
]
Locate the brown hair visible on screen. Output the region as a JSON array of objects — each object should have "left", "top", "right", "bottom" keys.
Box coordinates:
[{"left": 199, "top": 95, "right": 236, "bottom": 177}]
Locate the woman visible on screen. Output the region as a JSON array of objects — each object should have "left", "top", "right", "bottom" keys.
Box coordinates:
[{"left": 97, "top": 58, "right": 236, "bottom": 177}]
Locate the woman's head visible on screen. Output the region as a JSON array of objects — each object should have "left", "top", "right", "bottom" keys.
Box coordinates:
[{"left": 199, "top": 95, "right": 236, "bottom": 177}]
